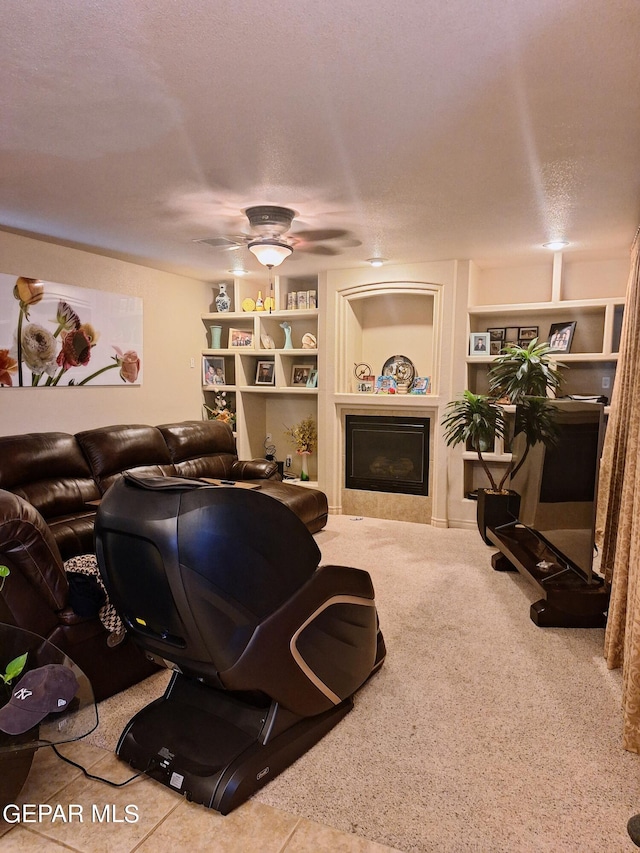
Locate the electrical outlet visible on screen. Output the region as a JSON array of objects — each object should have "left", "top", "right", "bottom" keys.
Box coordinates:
[
  {"left": 602, "top": 376, "right": 611, "bottom": 389},
  {"left": 265, "top": 433, "right": 272, "bottom": 443},
  {"left": 286, "top": 454, "right": 292, "bottom": 468},
  {"left": 190, "top": 357, "right": 195, "bottom": 368}
]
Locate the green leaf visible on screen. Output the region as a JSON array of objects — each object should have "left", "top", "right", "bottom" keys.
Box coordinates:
[
  {"left": 3, "top": 653, "right": 28, "bottom": 684},
  {"left": 0, "top": 566, "right": 9, "bottom": 578}
]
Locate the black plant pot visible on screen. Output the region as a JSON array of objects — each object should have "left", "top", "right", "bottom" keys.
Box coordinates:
[{"left": 476, "top": 489, "right": 520, "bottom": 545}]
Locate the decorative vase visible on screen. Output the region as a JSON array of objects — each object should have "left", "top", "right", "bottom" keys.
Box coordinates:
[
  {"left": 280, "top": 322, "right": 293, "bottom": 350},
  {"left": 215, "top": 283, "right": 231, "bottom": 313},
  {"left": 210, "top": 325, "right": 222, "bottom": 349},
  {"left": 299, "top": 451, "right": 310, "bottom": 481},
  {"left": 255, "top": 291, "right": 264, "bottom": 311}
]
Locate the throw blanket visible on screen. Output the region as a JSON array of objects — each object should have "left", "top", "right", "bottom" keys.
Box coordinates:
[{"left": 63, "top": 554, "right": 124, "bottom": 641}]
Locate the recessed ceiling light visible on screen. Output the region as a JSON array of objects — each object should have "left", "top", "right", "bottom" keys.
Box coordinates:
[
  {"left": 543, "top": 240, "right": 569, "bottom": 250},
  {"left": 229, "top": 268, "right": 249, "bottom": 276},
  {"left": 367, "top": 257, "right": 386, "bottom": 267}
]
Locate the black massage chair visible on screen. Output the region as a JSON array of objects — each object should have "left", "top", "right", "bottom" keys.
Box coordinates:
[{"left": 95, "top": 473, "right": 385, "bottom": 813}]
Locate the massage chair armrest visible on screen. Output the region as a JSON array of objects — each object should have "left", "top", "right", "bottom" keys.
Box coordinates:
[
  {"left": 230, "top": 459, "right": 279, "bottom": 480},
  {"left": 221, "top": 564, "right": 378, "bottom": 717},
  {"left": 0, "top": 489, "right": 69, "bottom": 612}
]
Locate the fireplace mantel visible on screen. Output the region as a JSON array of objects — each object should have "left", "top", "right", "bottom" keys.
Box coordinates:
[{"left": 320, "top": 262, "right": 459, "bottom": 526}]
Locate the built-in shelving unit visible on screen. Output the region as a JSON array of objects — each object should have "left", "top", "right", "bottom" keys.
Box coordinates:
[
  {"left": 202, "top": 275, "right": 320, "bottom": 480},
  {"left": 461, "top": 254, "right": 627, "bottom": 503}
]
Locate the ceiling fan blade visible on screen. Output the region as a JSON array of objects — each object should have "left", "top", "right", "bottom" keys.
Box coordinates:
[
  {"left": 300, "top": 244, "right": 341, "bottom": 256},
  {"left": 293, "top": 228, "right": 349, "bottom": 242}
]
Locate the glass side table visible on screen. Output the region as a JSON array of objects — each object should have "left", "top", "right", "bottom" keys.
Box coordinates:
[{"left": 0, "top": 624, "right": 97, "bottom": 807}]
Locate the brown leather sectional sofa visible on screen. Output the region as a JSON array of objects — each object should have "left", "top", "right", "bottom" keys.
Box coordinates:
[{"left": 0, "top": 420, "right": 328, "bottom": 701}]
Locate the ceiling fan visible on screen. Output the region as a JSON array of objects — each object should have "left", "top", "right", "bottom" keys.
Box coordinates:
[{"left": 195, "top": 205, "right": 361, "bottom": 267}]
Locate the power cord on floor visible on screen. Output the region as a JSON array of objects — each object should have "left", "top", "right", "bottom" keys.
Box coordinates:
[{"left": 51, "top": 743, "right": 146, "bottom": 788}]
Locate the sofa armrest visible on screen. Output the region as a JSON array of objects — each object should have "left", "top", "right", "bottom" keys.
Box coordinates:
[
  {"left": 230, "top": 459, "right": 279, "bottom": 480},
  {"left": 0, "top": 489, "right": 69, "bottom": 611}
]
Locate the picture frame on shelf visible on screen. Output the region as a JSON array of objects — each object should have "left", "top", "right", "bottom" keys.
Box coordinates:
[
  {"left": 487, "top": 327, "right": 505, "bottom": 341},
  {"left": 469, "top": 332, "right": 490, "bottom": 356},
  {"left": 487, "top": 328, "right": 505, "bottom": 356},
  {"left": 410, "top": 376, "right": 431, "bottom": 394},
  {"left": 505, "top": 326, "right": 520, "bottom": 346},
  {"left": 518, "top": 326, "right": 539, "bottom": 344},
  {"left": 292, "top": 365, "right": 312, "bottom": 386},
  {"left": 375, "top": 376, "right": 397, "bottom": 394},
  {"left": 229, "top": 328, "right": 254, "bottom": 348},
  {"left": 548, "top": 321, "right": 576, "bottom": 353},
  {"left": 306, "top": 368, "right": 318, "bottom": 388},
  {"left": 356, "top": 378, "right": 375, "bottom": 393},
  {"left": 255, "top": 360, "right": 275, "bottom": 385},
  {"left": 203, "top": 356, "right": 225, "bottom": 386}
]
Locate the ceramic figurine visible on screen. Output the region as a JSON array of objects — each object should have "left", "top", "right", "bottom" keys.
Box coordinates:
[{"left": 280, "top": 322, "right": 293, "bottom": 349}]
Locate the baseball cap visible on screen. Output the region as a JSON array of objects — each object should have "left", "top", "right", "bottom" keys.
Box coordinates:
[{"left": 0, "top": 664, "right": 79, "bottom": 735}]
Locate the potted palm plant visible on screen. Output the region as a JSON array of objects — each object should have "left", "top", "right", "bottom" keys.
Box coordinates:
[{"left": 443, "top": 338, "right": 564, "bottom": 543}]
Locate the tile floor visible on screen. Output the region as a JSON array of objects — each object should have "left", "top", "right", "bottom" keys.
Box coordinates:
[{"left": 0, "top": 741, "right": 400, "bottom": 852}]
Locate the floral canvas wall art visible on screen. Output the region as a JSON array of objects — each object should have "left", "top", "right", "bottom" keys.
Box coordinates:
[{"left": 0, "top": 274, "right": 143, "bottom": 387}]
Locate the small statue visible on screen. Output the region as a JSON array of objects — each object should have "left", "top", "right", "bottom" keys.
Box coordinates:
[{"left": 280, "top": 322, "right": 293, "bottom": 350}]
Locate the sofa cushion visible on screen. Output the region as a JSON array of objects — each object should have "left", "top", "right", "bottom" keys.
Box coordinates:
[
  {"left": 76, "top": 424, "right": 175, "bottom": 494},
  {"left": 157, "top": 420, "right": 238, "bottom": 480},
  {"left": 0, "top": 432, "right": 101, "bottom": 518}
]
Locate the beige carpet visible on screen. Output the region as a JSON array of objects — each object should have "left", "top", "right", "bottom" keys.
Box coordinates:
[{"left": 88, "top": 515, "right": 639, "bottom": 852}]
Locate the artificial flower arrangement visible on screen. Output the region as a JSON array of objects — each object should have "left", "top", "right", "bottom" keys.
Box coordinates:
[
  {"left": 0, "top": 277, "right": 141, "bottom": 387},
  {"left": 203, "top": 391, "right": 236, "bottom": 429},
  {"left": 284, "top": 415, "right": 317, "bottom": 454}
]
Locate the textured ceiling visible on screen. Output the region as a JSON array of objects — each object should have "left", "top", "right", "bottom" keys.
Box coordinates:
[{"left": 1, "top": 0, "right": 639, "bottom": 280}]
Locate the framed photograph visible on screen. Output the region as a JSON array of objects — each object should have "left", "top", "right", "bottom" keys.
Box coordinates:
[
  {"left": 487, "top": 327, "right": 505, "bottom": 341},
  {"left": 375, "top": 375, "right": 397, "bottom": 394},
  {"left": 504, "top": 326, "right": 520, "bottom": 346},
  {"left": 490, "top": 340, "right": 503, "bottom": 356},
  {"left": 291, "top": 364, "right": 312, "bottom": 386},
  {"left": 229, "top": 328, "right": 254, "bottom": 348},
  {"left": 306, "top": 368, "right": 318, "bottom": 388},
  {"left": 548, "top": 321, "right": 576, "bottom": 353},
  {"left": 203, "top": 356, "right": 225, "bottom": 386},
  {"left": 356, "top": 378, "right": 375, "bottom": 393},
  {"left": 469, "top": 332, "right": 490, "bottom": 356},
  {"left": 410, "top": 376, "right": 431, "bottom": 394},
  {"left": 255, "top": 360, "right": 275, "bottom": 385},
  {"left": 518, "top": 326, "right": 539, "bottom": 342}
]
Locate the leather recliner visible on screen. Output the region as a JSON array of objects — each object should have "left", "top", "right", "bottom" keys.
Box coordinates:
[{"left": 95, "top": 473, "right": 385, "bottom": 813}]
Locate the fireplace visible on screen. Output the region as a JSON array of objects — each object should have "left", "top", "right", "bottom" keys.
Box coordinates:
[{"left": 345, "top": 415, "right": 429, "bottom": 496}]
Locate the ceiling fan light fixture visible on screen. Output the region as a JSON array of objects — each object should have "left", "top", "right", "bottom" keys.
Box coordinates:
[
  {"left": 367, "top": 257, "right": 386, "bottom": 267},
  {"left": 248, "top": 239, "right": 293, "bottom": 267},
  {"left": 543, "top": 240, "right": 569, "bottom": 250}
]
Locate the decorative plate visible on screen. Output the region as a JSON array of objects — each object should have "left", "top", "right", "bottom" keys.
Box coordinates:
[
  {"left": 264, "top": 296, "right": 275, "bottom": 312},
  {"left": 241, "top": 297, "right": 256, "bottom": 312},
  {"left": 381, "top": 355, "right": 416, "bottom": 385}
]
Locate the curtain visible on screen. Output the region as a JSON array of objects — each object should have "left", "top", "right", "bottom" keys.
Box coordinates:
[{"left": 597, "top": 227, "right": 640, "bottom": 753}]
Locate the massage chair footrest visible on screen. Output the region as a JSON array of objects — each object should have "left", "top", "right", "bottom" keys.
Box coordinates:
[{"left": 115, "top": 672, "right": 353, "bottom": 814}]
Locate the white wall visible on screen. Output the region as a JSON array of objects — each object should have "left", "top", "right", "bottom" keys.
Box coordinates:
[{"left": 0, "top": 231, "right": 210, "bottom": 435}]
